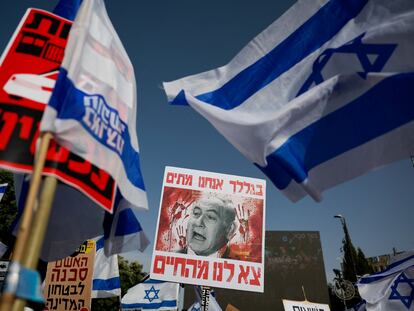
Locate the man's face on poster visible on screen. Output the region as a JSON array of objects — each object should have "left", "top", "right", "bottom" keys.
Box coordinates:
[{"left": 186, "top": 197, "right": 235, "bottom": 256}]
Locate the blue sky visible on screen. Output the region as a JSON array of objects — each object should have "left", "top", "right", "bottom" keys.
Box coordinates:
[{"left": 1, "top": 0, "right": 413, "bottom": 284}]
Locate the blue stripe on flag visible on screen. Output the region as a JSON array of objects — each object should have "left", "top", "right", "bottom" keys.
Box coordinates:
[
  {"left": 48, "top": 68, "right": 145, "bottom": 191},
  {"left": 190, "top": 0, "right": 367, "bottom": 110},
  {"left": 121, "top": 300, "right": 177, "bottom": 309},
  {"left": 93, "top": 277, "right": 121, "bottom": 291},
  {"left": 115, "top": 208, "right": 143, "bottom": 236},
  {"left": 53, "top": 0, "right": 81, "bottom": 21},
  {"left": 96, "top": 237, "right": 105, "bottom": 251},
  {"left": 0, "top": 185, "right": 6, "bottom": 194},
  {"left": 358, "top": 254, "right": 414, "bottom": 284},
  {"left": 144, "top": 279, "right": 168, "bottom": 284},
  {"left": 259, "top": 72, "right": 414, "bottom": 189}
]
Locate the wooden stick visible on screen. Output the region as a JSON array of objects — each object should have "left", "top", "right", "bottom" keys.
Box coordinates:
[
  {"left": 13, "top": 175, "right": 58, "bottom": 311},
  {"left": 0, "top": 132, "right": 53, "bottom": 311}
]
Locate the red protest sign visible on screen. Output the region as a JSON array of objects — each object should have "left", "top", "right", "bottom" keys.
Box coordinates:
[{"left": 0, "top": 9, "right": 116, "bottom": 212}]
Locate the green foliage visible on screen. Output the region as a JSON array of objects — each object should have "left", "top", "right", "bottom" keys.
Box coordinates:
[
  {"left": 92, "top": 256, "right": 146, "bottom": 310},
  {"left": 355, "top": 247, "right": 374, "bottom": 276},
  {"left": 341, "top": 238, "right": 373, "bottom": 282},
  {"left": 0, "top": 170, "right": 18, "bottom": 251},
  {"left": 118, "top": 256, "right": 146, "bottom": 296}
]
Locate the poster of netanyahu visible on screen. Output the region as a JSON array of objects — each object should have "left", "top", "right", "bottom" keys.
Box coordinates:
[{"left": 150, "top": 166, "right": 266, "bottom": 292}]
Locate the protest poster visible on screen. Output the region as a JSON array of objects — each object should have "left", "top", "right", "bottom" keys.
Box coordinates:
[
  {"left": 282, "top": 299, "right": 331, "bottom": 311},
  {"left": 0, "top": 8, "right": 116, "bottom": 212},
  {"left": 150, "top": 166, "right": 266, "bottom": 292},
  {"left": 43, "top": 240, "right": 95, "bottom": 311}
]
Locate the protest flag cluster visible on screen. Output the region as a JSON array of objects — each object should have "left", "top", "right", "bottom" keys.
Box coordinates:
[{"left": 0, "top": 0, "right": 148, "bottom": 309}]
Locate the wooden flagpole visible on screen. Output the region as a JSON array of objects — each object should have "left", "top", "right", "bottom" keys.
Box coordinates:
[
  {"left": 0, "top": 132, "right": 53, "bottom": 311},
  {"left": 13, "top": 174, "right": 58, "bottom": 311}
]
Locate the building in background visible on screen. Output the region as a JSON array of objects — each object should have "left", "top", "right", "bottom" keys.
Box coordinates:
[{"left": 183, "top": 231, "right": 330, "bottom": 311}]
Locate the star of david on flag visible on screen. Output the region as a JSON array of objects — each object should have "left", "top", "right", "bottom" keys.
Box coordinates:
[
  {"left": 357, "top": 251, "right": 414, "bottom": 310},
  {"left": 388, "top": 272, "right": 414, "bottom": 309},
  {"left": 144, "top": 286, "right": 160, "bottom": 302},
  {"left": 164, "top": 0, "right": 414, "bottom": 202},
  {"left": 121, "top": 278, "right": 179, "bottom": 310}
]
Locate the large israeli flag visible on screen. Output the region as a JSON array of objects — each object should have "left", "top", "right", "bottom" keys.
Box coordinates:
[
  {"left": 121, "top": 279, "right": 179, "bottom": 311},
  {"left": 164, "top": 0, "right": 414, "bottom": 202},
  {"left": 41, "top": 0, "right": 148, "bottom": 210},
  {"left": 357, "top": 252, "right": 414, "bottom": 310}
]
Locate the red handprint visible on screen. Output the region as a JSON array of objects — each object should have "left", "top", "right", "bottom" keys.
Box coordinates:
[
  {"left": 236, "top": 204, "right": 250, "bottom": 242},
  {"left": 176, "top": 225, "right": 187, "bottom": 250}
]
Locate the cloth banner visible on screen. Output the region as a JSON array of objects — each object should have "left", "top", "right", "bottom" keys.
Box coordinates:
[
  {"left": 357, "top": 252, "right": 414, "bottom": 310},
  {"left": 164, "top": 0, "right": 414, "bottom": 202},
  {"left": 40, "top": 0, "right": 148, "bottom": 211},
  {"left": 91, "top": 236, "right": 121, "bottom": 298}
]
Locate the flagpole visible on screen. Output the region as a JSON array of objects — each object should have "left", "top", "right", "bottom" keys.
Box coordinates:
[
  {"left": 14, "top": 174, "right": 58, "bottom": 311},
  {"left": 0, "top": 132, "right": 53, "bottom": 310}
]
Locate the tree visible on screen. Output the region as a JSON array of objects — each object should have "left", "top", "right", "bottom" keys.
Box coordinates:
[
  {"left": 355, "top": 247, "right": 374, "bottom": 276},
  {"left": 92, "top": 256, "right": 147, "bottom": 310},
  {"left": 0, "top": 170, "right": 18, "bottom": 255}
]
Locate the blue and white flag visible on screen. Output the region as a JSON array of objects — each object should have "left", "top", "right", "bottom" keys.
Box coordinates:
[
  {"left": 13, "top": 174, "right": 150, "bottom": 261},
  {"left": 357, "top": 252, "right": 414, "bottom": 310},
  {"left": 121, "top": 279, "right": 179, "bottom": 311},
  {"left": 164, "top": 0, "right": 414, "bottom": 202},
  {"left": 92, "top": 236, "right": 121, "bottom": 298},
  {"left": 0, "top": 183, "right": 7, "bottom": 203},
  {"left": 40, "top": 0, "right": 148, "bottom": 211}
]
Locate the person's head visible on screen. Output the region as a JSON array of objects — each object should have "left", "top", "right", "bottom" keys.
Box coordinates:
[{"left": 186, "top": 195, "right": 236, "bottom": 256}]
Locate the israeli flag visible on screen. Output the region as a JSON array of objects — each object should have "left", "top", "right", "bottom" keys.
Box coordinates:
[
  {"left": 0, "top": 183, "right": 7, "bottom": 203},
  {"left": 92, "top": 236, "right": 121, "bottom": 298},
  {"left": 121, "top": 279, "right": 179, "bottom": 311},
  {"left": 41, "top": 0, "right": 148, "bottom": 211},
  {"left": 13, "top": 175, "right": 150, "bottom": 261},
  {"left": 357, "top": 252, "right": 414, "bottom": 310},
  {"left": 164, "top": 0, "right": 414, "bottom": 202}
]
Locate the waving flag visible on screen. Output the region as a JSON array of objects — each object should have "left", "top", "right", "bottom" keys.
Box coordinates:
[
  {"left": 121, "top": 279, "right": 179, "bottom": 311},
  {"left": 164, "top": 0, "right": 414, "bottom": 202},
  {"left": 92, "top": 236, "right": 121, "bottom": 298},
  {"left": 13, "top": 174, "right": 149, "bottom": 261},
  {"left": 40, "top": 0, "right": 148, "bottom": 211},
  {"left": 357, "top": 252, "right": 414, "bottom": 310},
  {"left": 0, "top": 183, "right": 7, "bottom": 203}
]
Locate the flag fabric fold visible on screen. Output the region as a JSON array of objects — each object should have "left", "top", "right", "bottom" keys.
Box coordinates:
[
  {"left": 121, "top": 279, "right": 179, "bottom": 311},
  {"left": 13, "top": 174, "right": 150, "bottom": 262},
  {"left": 163, "top": 0, "right": 414, "bottom": 202},
  {"left": 92, "top": 236, "right": 121, "bottom": 298},
  {"left": 357, "top": 252, "right": 414, "bottom": 310},
  {"left": 40, "top": 0, "right": 148, "bottom": 211}
]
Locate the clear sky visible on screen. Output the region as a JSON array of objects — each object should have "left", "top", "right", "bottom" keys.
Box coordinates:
[{"left": 1, "top": 0, "right": 413, "bottom": 284}]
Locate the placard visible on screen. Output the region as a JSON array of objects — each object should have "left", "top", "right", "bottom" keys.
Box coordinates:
[
  {"left": 151, "top": 166, "right": 266, "bottom": 292},
  {"left": 43, "top": 240, "right": 95, "bottom": 311}
]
